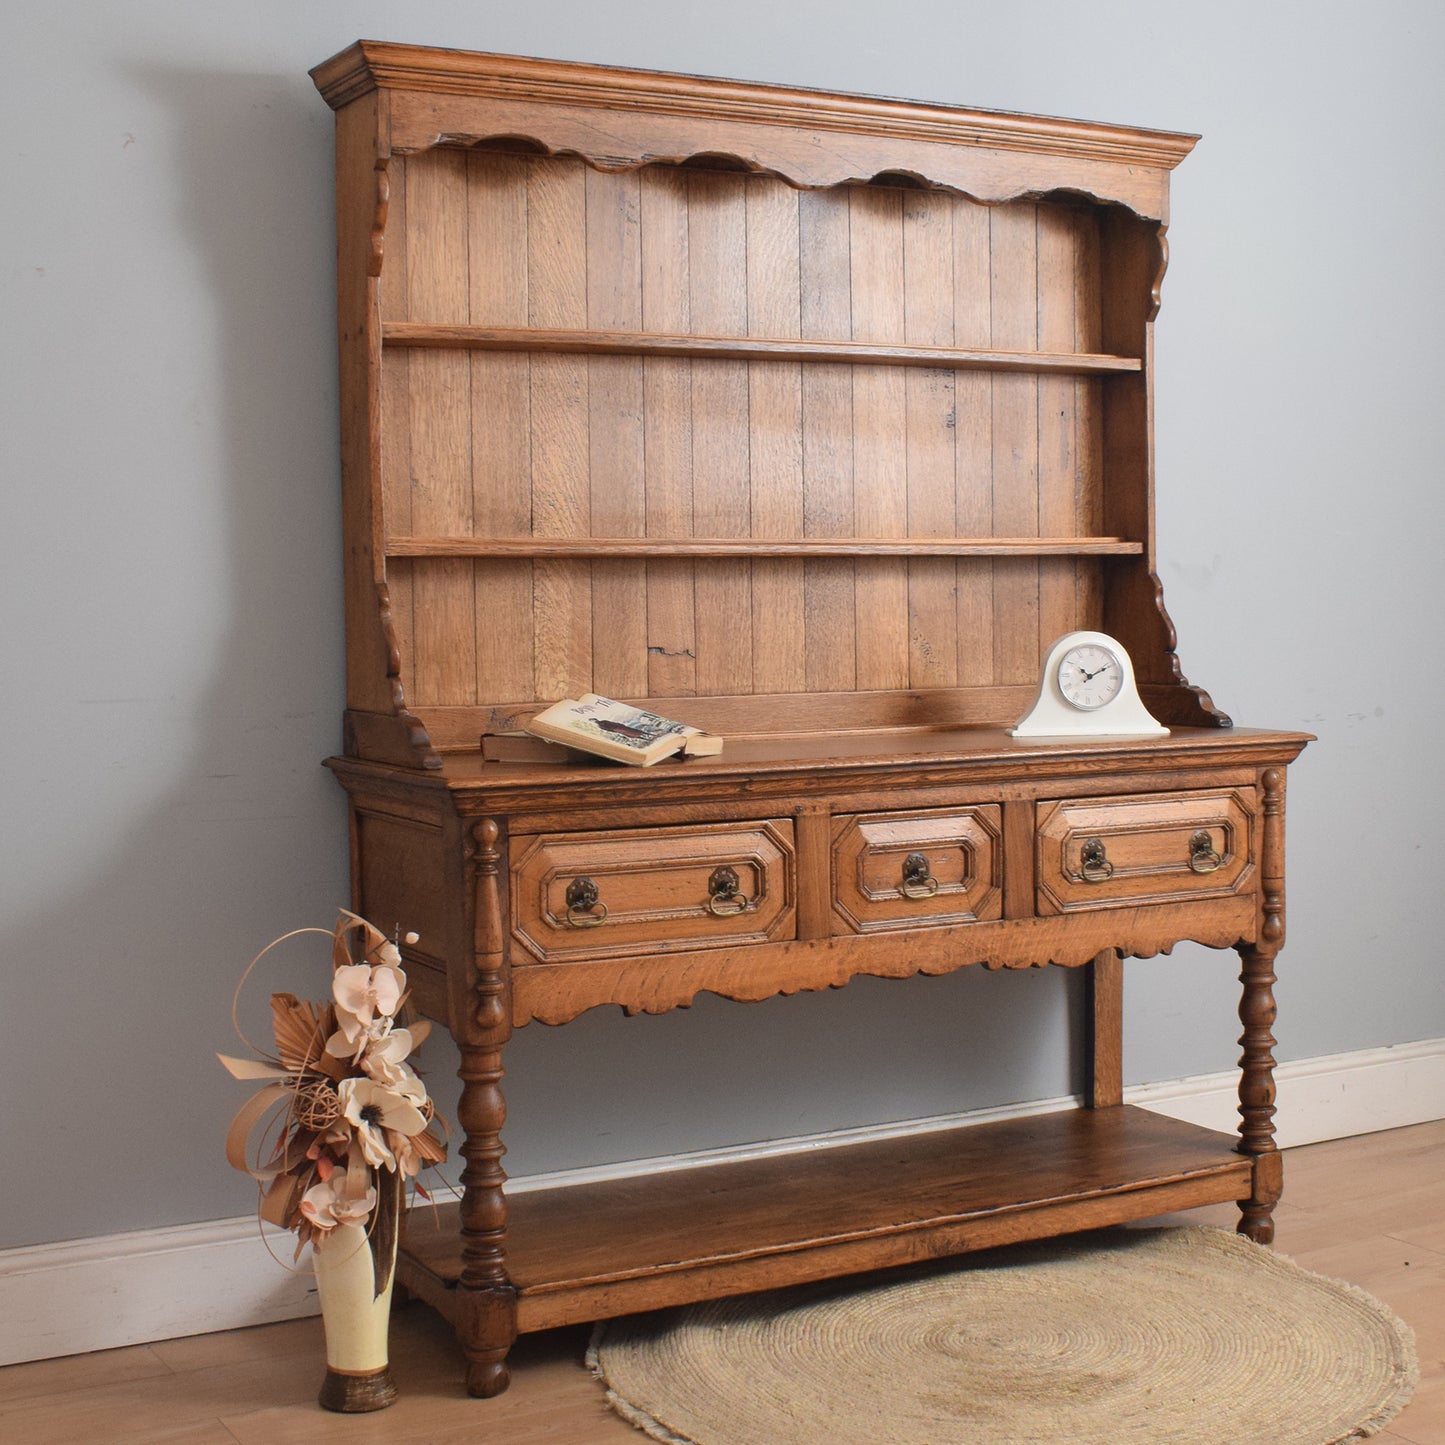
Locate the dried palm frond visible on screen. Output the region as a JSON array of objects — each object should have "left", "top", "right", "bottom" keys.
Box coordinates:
[
  {"left": 410, "top": 1127, "right": 448, "bottom": 1166},
  {"left": 270, "top": 993, "right": 346, "bottom": 1080}
]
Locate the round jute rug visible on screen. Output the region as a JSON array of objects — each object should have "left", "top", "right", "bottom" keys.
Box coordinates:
[{"left": 589, "top": 1227, "right": 1417, "bottom": 1445}]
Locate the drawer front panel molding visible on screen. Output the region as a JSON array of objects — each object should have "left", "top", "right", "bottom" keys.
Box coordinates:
[
  {"left": 510, "top": 820, "right": 796, "bottom": 962},
  {"left": 831, "top": 806, "right": 1003, "bottom": 933},
  {"left": 1036, "top": 789, "right": 1255, "bottom": 913}
]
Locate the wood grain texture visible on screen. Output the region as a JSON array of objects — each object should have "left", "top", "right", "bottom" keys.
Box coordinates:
[
  {"left": 455, "top": 817, "right": 516, "bottom": 1397},
  {"left": 1037, "top": 204, "right": 1085, "bottom": 651},
  {"left": 830, "top": 806, "right": 1003, "bottom": 933},
  {"left": 372, "top": 154, "right": 1154, "bottom": 718},
  {"left": 466, "top": 152, "right": 534, "bottom": 702},
  {"left": 386, "top": 535, "right": 1144, "bottom": 558},
  {"left": 902, "top": 188, "right": 959, "bottom": 690},
  {"left": 988, "top": 203, "right": 1042, "bottom": 686},
  {"left": 849, "top": 185, "right": 910, "bottom": 692},
  {"left": 402, "top": 149, "right": 475, "bottom": 708},
  {"left": 1035, "top": 787, "right": 1255, "bottom": 914},
  {"left": 526, "top": 157, "right": 592, "bottom": 702},
  {"left": 382, "top": 321, "right": 1143, "bottom": 372},
  {"left": 313, "top": 41, "right": 1197, "bottom": 221},
  {"left": 509, "top": 889, "right": 1261, "bottom": 1026},
  {"left": 745, "top": 179, "right": 806, "bottom": 694},
  {"left": 688, "top": 171, "right": 753, "bottom": 696},
  {"left": 585, "top": 167, "right": 649, "bottom": 698},
  {"left": 1238, "top": 765, "right": 1287, "bottom": 1243},
  {"left": 1088, "top": 949, "right": 1124, "bottom": 1107},
  {"left": 326, "top": 51, "right": 1226, "bottom": 742},
  {"left": 641, "top": 167, "right": 698, "bottom": 697},
  {"left": 952, "top": 196, "right": 997, "bottom": 687},
  {"left": 798, "top": 187, "right": 857, "bottom": 693},
  {"left": 509, "top": 819, "right": 796, "bottom": 962},
  {"left": 401, "top": 1108, "right": 1253, "bottom": 1329}
]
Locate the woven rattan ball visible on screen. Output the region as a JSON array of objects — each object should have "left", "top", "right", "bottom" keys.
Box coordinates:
[{"left": 292, "top": 1080, "right": 341, "bottom": 1131}]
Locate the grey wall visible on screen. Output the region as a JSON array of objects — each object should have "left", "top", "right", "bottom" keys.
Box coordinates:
[{"left": 5, "top": 0, "right": 1442, "bottom": 1251}]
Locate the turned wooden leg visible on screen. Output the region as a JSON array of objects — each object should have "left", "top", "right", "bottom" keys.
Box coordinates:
[
  {"left": 456, "top": 1040, "right": 517, "bottom": 1397},
  {"left": 1236, "top": 766, "right": 1287, "bottom": 1244},
  {"left": 1236, "top": 943, "right": 1281, "bottom": 1243},
  {"left": 453, "top": 818, "right": 517, "bottom": 1398}
]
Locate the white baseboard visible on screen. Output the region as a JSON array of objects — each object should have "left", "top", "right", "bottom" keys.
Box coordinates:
[
  {"left": 1124, "top": 1036, "right": 1445, "bottom": 1148},
  {"left": 0, "top": 1216, "right": 320, "bottom": 1368},
  {"left": 4, "top": 1037, "right": 1441, "bottom": 1367}
]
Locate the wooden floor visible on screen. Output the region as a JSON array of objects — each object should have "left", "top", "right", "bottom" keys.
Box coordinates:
[{"left": 2, "top": 1119, "right": 1441, "bottom": 1444}]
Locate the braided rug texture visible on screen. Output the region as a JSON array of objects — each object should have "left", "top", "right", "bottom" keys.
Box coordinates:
[{"left": 588, "top": 1227, "right": 1417, "bottom": 1445}]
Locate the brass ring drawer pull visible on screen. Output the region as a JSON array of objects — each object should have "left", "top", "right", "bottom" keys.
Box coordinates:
[
  {"left": 1188, "top": 830, "right": 1224, "bottom": 874},
  {"left": 900, "top": 852, "right": 940, "bottom": 899},
  {"left": 1080, "top": 838, "right": 1114, "bottom": 883},
  {"left": 564, "top": 876, "right": 608, "bottom": 927},
  {"left": 706, "top": 865, "right": 753, "bottom": 916}
]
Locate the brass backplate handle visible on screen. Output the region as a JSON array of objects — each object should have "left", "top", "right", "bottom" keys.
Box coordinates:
[
  {"left": 1188, "top": 830, "right": 1224, "bottom": 874},
  {"left": 564, "top": 875, "right": 608, "bottom": 927},
  {"left": 707, "top": 864, "right": 752, "bottom": 916},
  {"left": 900, "top": 851, "right": 940, "bottom": 899},
  {"left": 1080, "top": 837, "right": 1114, "bottom": 883}
]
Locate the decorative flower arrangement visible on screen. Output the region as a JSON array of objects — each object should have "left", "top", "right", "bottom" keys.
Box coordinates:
[{"left": 219, "top": 910, "right": 447, "bottom": 1264}]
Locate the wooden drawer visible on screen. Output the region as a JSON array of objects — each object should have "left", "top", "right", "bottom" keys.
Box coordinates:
[
  {"left": 831, "top": 807, "right": 1003, "bottom": 933},
  {"left": 1036, "top": 789, "right": 1255, "bottom": 914},
  {"left": 510, "top": 821, "right": 795, "bottom": 962}
]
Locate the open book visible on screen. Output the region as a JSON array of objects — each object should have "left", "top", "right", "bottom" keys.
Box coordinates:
[{"left": 524, "top": 694, "right": 723, "bottom": 767}]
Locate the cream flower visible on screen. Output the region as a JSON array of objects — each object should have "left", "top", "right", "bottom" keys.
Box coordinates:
[
  {"left": 337, "top": 1076, "right": 427, "bottom": 1171},
  {"left": 365, "top": 1025, "right": 414, "bottom": 1067},
  {"left": 391, "top": 1132, "right": 427, "bottom": 1179},
  {"left": 361, "top": 1028, "right": 428, "bottom": 1104},
  {"left": 328, "top": 961, "right": 406, "bottom": 1054},
  {"left": 299, "top": 1173, "right": 377, "bottom": 1232},
  {"left": 333, "top": 960, "right": 405, "bottom": 1026}
]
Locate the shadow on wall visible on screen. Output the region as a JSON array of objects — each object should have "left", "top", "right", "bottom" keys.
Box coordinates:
[
  {"left": 2, "top": 56, "right": 1086, "bottom": 1252},
  {"left": 3, "top": 62, "right": 348, "bottom": 1251}
]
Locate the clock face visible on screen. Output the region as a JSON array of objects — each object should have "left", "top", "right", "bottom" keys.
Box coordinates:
[{"left": 1057, "top": 643, "right": 1124, "bottom": 711}]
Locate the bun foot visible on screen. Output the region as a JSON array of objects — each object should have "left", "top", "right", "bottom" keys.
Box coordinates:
[{"left": 467, "top": 1355, "right": 511, "bottom": 1398}]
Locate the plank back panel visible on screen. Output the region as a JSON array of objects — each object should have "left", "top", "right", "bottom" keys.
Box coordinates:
[
  {"left": 584, "top": 168, "right": 648, "bottom": 698},
  {"left": 403, "top": 149, "right": 475, "bottom": 708},
  {"left": 467, "top": 152, "right": 534, "bottom": 701},
  {"left": 798, "top": 188, "right": 858, "bottom": 694},
  {"left": 849, "top": 185, "right": 910, "bottom": 692},
  {"left": 688, "top": 171, "right": 754, "bottom": 697},
  {"left": 903, "top": 188, "right": 960, "bottom": 691},
  {"left": 639, "top": 168, "right": 698, "bottom": 697},
  {"left": 379, "top": 148, "right": 1116, "bottom": 725},
  {"left": 744, "top": 181, "right": 805, "bottom": 694}
]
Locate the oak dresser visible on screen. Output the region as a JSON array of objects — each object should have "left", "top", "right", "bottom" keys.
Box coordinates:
[{"left": 310, "top": 40, "right": 1311, "bottom": 1396}]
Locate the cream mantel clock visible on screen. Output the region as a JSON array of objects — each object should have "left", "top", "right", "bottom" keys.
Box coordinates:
[{"left": 1011, "top": 631, "right": 1169, "bottom": 738}]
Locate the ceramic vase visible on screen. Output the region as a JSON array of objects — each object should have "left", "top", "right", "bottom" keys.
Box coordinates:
[{"left": 313, "top": 1184, "right": 400, "bottom": 1411}]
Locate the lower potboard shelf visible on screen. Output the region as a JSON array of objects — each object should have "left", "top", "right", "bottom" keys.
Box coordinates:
[{"left": 399, "top": 1105, "right": 1255, "bottom": 1332}]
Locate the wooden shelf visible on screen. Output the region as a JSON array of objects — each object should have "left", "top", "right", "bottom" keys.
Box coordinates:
[
  {"left": 399, "top": 1106, "right": 1253, "bottom": 1332},
  {"left": 384, "top": 535, "right": 1146, "bottom": 560},
  {"left": 381, "top": 321, "right": 1143, "bottom": 376}
]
